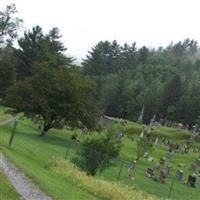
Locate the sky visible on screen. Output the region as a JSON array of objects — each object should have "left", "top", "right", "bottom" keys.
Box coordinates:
[{"left": 1, "top": 0, "right": 200, "bottom": 62}]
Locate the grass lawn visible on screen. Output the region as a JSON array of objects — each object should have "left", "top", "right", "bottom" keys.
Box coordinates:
[
  {"left": 0, "top": 120, "right": 160, "bottom": 199},
  {"left": 0, "top": 170, "right": 21, "bottom": 200},
  {"left": 0, "top": 106, "right": 199, "bottom": 200}
]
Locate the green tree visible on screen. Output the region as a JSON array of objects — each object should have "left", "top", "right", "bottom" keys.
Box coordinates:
[
  {"left": 166, "top": 105, "right": 176, "bottom": 121},
  {"left": 0, "top": 49, "right": 16, "bottom": 99},
  {"left": 6, "top": 64, "right": 99, "bottom": 135},
  {"left": 0, "top": 4, "right": 23, "bottom": 47},
  {"left": 16, "top": 26, "right": 73, "bottom": 80},
  {"left": 82, "top": 40, "right": 122, "bottom": 76},
  {"left": 159, "top": 74, "right": 182, "bottom": 118},
  {"left": 74, "top": 128, "right": 122, "bottom": 175},
  {"left": 196, "top": 116, "right": 200, "bottom": 128}
]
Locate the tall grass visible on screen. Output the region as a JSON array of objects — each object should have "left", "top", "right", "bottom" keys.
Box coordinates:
[{"left": 47, "top": 157, "right": 163, "bottom": 200}]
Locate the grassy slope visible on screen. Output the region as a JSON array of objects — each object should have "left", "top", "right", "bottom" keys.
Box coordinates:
[
  {"left": 0, "top": 170, "right": 21, "bottom": 200},
  {"left": 0, "top": 110, "right": 160, "bottom": 200},
  {"left": 0, "top": 106, "right": 199, "bottom": 200}
]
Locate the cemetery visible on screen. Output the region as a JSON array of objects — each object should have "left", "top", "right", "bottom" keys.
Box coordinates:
[
  {"left": 0, "top": 106, "right": 199, "bottom": 200},
  {"left": 1, "top": 3, "right": 200, "bottom": 200}
]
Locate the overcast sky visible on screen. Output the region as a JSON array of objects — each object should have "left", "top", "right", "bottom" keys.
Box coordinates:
[{"left": 1, "top": 0, "right": 200, "bottom": 62}]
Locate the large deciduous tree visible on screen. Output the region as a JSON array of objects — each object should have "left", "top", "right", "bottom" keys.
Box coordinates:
[{"left": 6, "top": 64, "right": 99, "bottom": 135}]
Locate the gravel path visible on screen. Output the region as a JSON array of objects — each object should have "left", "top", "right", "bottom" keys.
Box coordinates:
[{"left": 0, "top": 153, "right": 53, "bottom": 200}]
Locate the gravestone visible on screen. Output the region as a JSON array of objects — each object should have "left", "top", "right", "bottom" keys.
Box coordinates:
[
  {"left": 159, "top": 118, "right": 164, "bottom": 125},
  {"left": 190, "top": 163, "right": 197, "bottom": 171},
  {"left": 100, "top": 115, "right": 113, "bottom": 126},
  {"left": 148, "top": 157, "right": 154, "bottom": 162},
  {"left": 164, "top": 165, "right": 171, "bottom": 175},
  {"left": 169, "top": 143, "right": 175, "bottom": 152},
  {"left": 166, "top": 152, "right": 173, "bottom": 161},
  {"left": 176, "top": 170, "right": 184, "bottom": 181},
  {"left": 187, "top": 174, "right": 197, "bottom": 187},
  {"left": 116, "top": 132, "right": 124, "bottom": 140},
  {"left": 137, "top": 106, "right": 144, "bottom": 124},
  {"left": 128, "top": 161, "right": 137, "bottom": 170},
  {"left": 162, "top": 136, "right": 166, "bottom": 144},
  {"left": 159, "top": 170, "right": 166, "bottom": 183},
  {"left": 154, "top": 163, "right": 161, "bottom": 170},
  {"left": 120, "top": 118, "right": 127, "bottom": 126},
  {"left": 155, "top": 137, "right": 160, "bottom": 145},
  {"left": 144, "top": 152, "right": 149, "bottom": 158},
  {"left": 145, "top": 167, "right": 154, "bottom": 178},
  {"left": 159, "top": 157, "right": 165, "bottom": 165},
  {"left": 140, "top": 126, "right": 145, "bottom": 138}
]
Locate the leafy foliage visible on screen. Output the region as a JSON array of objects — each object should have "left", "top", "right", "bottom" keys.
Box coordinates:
[
  {"left": 83, "top": 39, "right": 200, "bottom": 126},
  {"left": 0, "top": 4, "right": 23, "bottom": 47},
  {"left": 73, "top": 128, "right": 122, "bottom": 175},
  {"left": 6, "top": 65, "right": 99, "bottom": 135}
]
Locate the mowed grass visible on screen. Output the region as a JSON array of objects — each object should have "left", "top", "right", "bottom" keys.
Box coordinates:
[
  {"left": 0, "top": 106, "right": 199, "bottom": 200},
  {"left": 0, "top": 117, "right": 161, "bottom": 199},
  {"left": 0, "top": 170, "right": 21, "bottom": 200}
]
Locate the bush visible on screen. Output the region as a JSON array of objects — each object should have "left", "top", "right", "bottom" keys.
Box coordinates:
[{"left": 73, "top": 128, "right": 122, "bottom": 175}]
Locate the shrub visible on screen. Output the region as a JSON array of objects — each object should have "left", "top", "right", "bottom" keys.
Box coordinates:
[{"left": 73, "top": 128, "right": 122, "bottom": 175}]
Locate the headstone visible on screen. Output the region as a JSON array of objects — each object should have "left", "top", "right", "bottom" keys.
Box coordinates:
[
  {"left": 159, "top": 157, "right": 165, "bottom": 165},
  {"left": 140, "top": 126, "right": 145, "bottom": 138},
  {"left": 144, "top": 152, "right": 149, "bottom": 158},
  {"left": 100, "top": 115, "right": 113, "bottom": 126},
  {"left": 155, "top": 137, "right": 159, "bottom": 145},
  {"left": 154, "top": 163, "right": 161, "bottom": 170},
  {"left": 145, "top": 167, "right": 154, "bottom": 178},
  {"left": 120, "top": 118, "right": 127, "bottom": 126},
  {"left": 148, "top": 157, "right": 154, "bottom": 162},
  {"left": 137, "top": 106, "right": 144, "bottom": 124},
  {"left": 159, "top": 170, "right": 166, "bottom": 183},
  {"left": 166, "top": 152, "right": 173, "bottom": 161},
  {"left": 164, "top": 166, "right": 171, "bottom": 175},
  {"left": 128, "top": 161, "right": 137, "bottom": 170},
  {"left": 116, "top": 132, "right": 124, "bottom": 140},
  {"left": 150, "top": 115, "right": 156, "bottom": 127},
  {"left": 162, "top": 136, "right": 166, "bottom": 144},
  {"left": 176, "top": 170, "right": 184, "bottom": 181},
  {"left": 169, "top": 143, "right": 175, "bottom": 152},
  {"left": 187, "top": 174, "right": 197, "bottom": 187},
  {"left": 190, "top": 163, "right": 197, "bottom": 171}
]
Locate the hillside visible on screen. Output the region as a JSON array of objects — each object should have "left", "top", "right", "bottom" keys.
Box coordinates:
[
  {"left": 0, "top": 107, "right": 163, "bottom": 200},
  {"left": 0, "top": 106, "right": 199, "bottom": 200}
]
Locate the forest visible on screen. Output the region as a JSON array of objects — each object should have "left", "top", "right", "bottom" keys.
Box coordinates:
[{"left": 1, "top": 4, "right": 200, "bottom": 129}]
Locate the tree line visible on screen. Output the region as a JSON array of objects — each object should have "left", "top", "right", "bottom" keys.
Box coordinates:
[
  {"left": 1, "top": 4, "right": 200, "bottom": 132},
  {"left": 82, "top": 40, "right": 200, "bottom": 127}
]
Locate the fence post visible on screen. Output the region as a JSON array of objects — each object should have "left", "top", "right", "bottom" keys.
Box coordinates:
[
  {"left": 64, "top": 140, "right": 70, "bottom": 159},
  {"left": 117, "top": 160, "right": 124, "bottom": 181},
  {"left": 8, "top": 120, "right": 18, "bottom": 148},
  {"left": 168, "top": 177, "right": 175, "bottom": 198}
]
